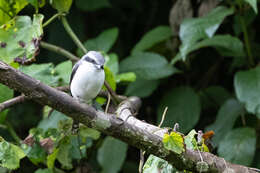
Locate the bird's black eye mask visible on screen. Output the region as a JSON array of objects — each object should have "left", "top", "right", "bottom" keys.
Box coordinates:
[{"left": 83, "top": 56, "right": 98, "bottom": 65}]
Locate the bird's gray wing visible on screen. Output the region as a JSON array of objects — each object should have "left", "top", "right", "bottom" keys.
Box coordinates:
[{"left": 69, "top": 61, "right": 82, "bottom": 87}]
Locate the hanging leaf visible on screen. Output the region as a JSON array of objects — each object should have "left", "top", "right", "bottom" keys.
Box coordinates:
[
  {"left": 179, "top": 6, "right": 234, "bottom": 59},
  {"left": 51, "top": 0, "right": 73, "bottom": 13},
  {"left": 234, "top": 67, "right": 260, "bottom": 118},
  {"left": 244, "top": 0, "right": 258, "bottom": 13},
  {"left": 0, "top": 14, "right": 43, "bottom": 64},
  {"left": 206, "top": 99, "right": 244, "bottom": 146},
  {"left": 120, "top": 52, "right": 179, "bottom": 80},
  {"left": 158, "top": 87, "right": 201, "bottom": 133},
  {"left": 97, "top": 136, "right": 128, "bottom": 173},
  {"left": 218, "top": 127, "right": 256, "bottom": 166},
  {"left": 184, "top": 129, "right": 198, "bottom": 150},
  {"left": 131, "top": 26, "right": 172, "bottom": 54},
  {"left": 163, "top": 132, "right": 184, "bottom": 154}
]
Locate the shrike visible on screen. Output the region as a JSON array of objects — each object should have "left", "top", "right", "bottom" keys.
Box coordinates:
[{"left": 70, "top": 51, "right": 105, "bottom": 104}]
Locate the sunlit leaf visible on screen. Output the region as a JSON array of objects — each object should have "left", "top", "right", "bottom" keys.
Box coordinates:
[
  {"left": 116, "top": 72, "right": 136, "bottom": 83},
  {"left": 103, "top": 66, "right": 116, "bottom": 91},
  {"left": 158, "top": 87, "right": 201, "bottom": 133},
  {"left": 131, "top": 26, "right": 172, "bottom": 54},
  {"left": 104, "top": 53, "right": 119, "bottom": 75},
  {"left": 184, "top": 129, "right": 197, "bottom": 150},
  {"left": 206, "top": 99, "right": 244, "bottom": 146},
  {"left": 35, "top": 168, "right": 53, "bottom": 173},
  {"left": 0, "top": 15, "right": 43, "bottom": 64},
  {"left": 120, "top": 52, "right": 179, "bottom": 80},
  {"left": 97, "top": 136, "right": 128, "bottom": 173},
  {"left": 234, "top": 67, "right": 260, "bottom": 118},
  {"left": 0, "top": 141, "right": 26, "bottom": 169},
  {"left": 218, "top": 127, "right": 256, "bottom": 166},
  {"left": 0, "top": 0, "right": 28, "bottom": 25},
  {"left": 47, "top": 148, "right": 59, "bottom": 169},
  {"left": 163, "top": 132, "right": 184, "bottom": 154}
]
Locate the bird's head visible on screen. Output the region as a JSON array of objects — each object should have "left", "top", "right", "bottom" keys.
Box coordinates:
[{"left": 82, "top": 51, "right": 105, "bottom": 70}]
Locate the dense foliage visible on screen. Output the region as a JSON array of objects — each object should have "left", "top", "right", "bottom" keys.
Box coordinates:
[{"left": 0, "top": 0, "right": 259, "bottom": 172}]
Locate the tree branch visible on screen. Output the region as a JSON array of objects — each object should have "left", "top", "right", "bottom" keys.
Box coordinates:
[{"left": 0, "top": 60, "right": 257, "bottom": 173}]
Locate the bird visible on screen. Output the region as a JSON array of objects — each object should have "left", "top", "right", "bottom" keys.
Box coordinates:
[{"left": 70, "top": 51, "right": 105, "bottom": 104}]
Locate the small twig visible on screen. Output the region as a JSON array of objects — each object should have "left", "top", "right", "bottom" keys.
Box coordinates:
[
  {"left": 104, "top": 81, "right": 126, "bottom": 104},
  {"left": 105, "top": 93, "right": 111, "bottom": 114},
  {"left": 139, "top": 149, "right": 145, "bottom": 173},
  {"left": 40, "top": 41, "right": 79, "bottom": 62},
  {"left": 158, "top": 107, "right": 168, "bottom": 128},
  {"left": 43, "top": 13, "right": 65, "bottom": 28},
  {"left": 60, "top": 16, "right": 87, "bottom": 54},
  {"left": 241, "top": 114, "right": 246, "bottom": 126},
  {"left": 5, "top": 121, "right": 21, "bottom": 143},
  {"left": 0, "top": 95, "right": 25, "bottom": 112}
]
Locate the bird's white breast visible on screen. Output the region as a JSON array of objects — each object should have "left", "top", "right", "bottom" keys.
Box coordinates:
[{"left": 70, "top": 61, "right": 105, "bottom": 103}]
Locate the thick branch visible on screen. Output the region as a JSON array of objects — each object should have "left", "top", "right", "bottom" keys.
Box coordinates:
[{"left": 0, "top": 61, "right": 257, "bottom": 173}]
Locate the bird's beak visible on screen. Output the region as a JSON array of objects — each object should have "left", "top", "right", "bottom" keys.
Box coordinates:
[{"left": 97, "top": 65, "right": 104, "bottom": 70}]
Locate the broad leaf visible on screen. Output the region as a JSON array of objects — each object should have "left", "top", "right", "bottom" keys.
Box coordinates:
[
  {"left": 120, "top": 52, "right": 179, "bottom": 80},
  {"left": 75, "top": 0, "right": 110, "bottom": 12},
  {"left": 184, "top": 129, "right": 197, "bottom": 150},
  {"left": 57, "top": 136, "right": 72, "bottom": 169},
  {"left": 0, "top": 0, "right": 28, "bottom": 25},
  {"left": 0, "top": 15, "right": 43, "bottom": 64},
  {"left": 0, "top": 141, "right": 26, "bottom": 169},
  {"left": 143, "top": 155, "right": 174, "bottom": 173},
  {"left": 218, "top": 127, "right": 256, "bottom": 166},
  {"left": 104, "top": 66, "right": 116, "bottom": 91},
  {"left": 97, "top": 136, "right": 128, "bottom": 173},
  {"left": 158, "top": 87, "right": 201, "bottom": 133},
  {"left": 0, "top": 84, "right": 13, "bottom": 123},
  {"left": 79, "top": 28, "right": 118, "bottom": 56},
  {"left": 116, "top": 72, "right": 136, "bottom": 83},
  {"left": 20, "top": 63, "right": 59, "bottom": 86},
  {"left": 163, "top": 132, "right": 184, "bottom": 154},
  {"left": 234, "top": 67, "right": 260, "bottom": 118},
  {"left": 104, "top": 53, "right": 119, "bottom": 75},
  {"left": 180, "top": 35, "right": 245, "bottom": 60},
  {"left": 244, "top": 0, "right": 258, "bottom": 13},
  {"left": 179, "top": 6, "right": 234, "bottom": 59},
  {"left": 125, "top": 79, "right": 159, "bottom": 98},
  {"left": 47, "top": 148, "right": 59, "bottom": 169},
  {"left": 131, "top": 26, "right": 172, "bottom": 54},
  {"left": 35, "top": 168, "right": 53, "bottom": 173},
  {"left": 51, "top": 0, "right": 73, "bottom": 13},
  {"left": 206, "top": 99, "right": 244, "bottom": 146},
  {"left": 79, "top": 126, "right": 100, "bottom": 140},
  {"left": 55, "top": 60, "right": 72, "bottom": 85}
]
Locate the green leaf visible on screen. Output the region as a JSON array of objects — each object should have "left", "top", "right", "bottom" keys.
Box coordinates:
[
  {"left": 35, "top": 168, "right": 53, "bottom": 173},
  {"left": 79, "top": 126, "right": 100, "bottom": 140},
  {"left": 158, "top": 87, "right": 201, "bottom": 133},
  {"left": 0, "top": 84, "right": 13, "bottom": 123},
  {"left": 206, "top": 99, "right": 244, "bottom": 146},
  {"left": 55, "top": 60, "right": 72, "bottom": 85},
  {"left": 20, "top": 63, "right": 59, "bottom": 86},
  {"left": 218, "top": 127, "right": 256, "bottom": 166},
  {"left": 0, "top": 0, "right": 28, "bottom": 25},
  {"left": 75, "top": 0, "right": 110, "bottom": 12},
  {"left": 25, "top": 143, "right": 47, "bottom": 165},
  {"left": 0, "top": 15, "right": 44, "bottom": 64},
  {"left": 79, "top": 28, "right": 118, "bottom": 56},
  {"left": 234, "top": 67, "right": 260, "bottom": 118},
  {"left": 104, "top": 53, "right": 119, "bottom": 75},
  {"left": 116, "top": 72, "right": 136, "bottom": 83},
  {"left": 163, "top": 132, "right": 184, "bottom": 154},
  {"left": 200, "top": 86, "right": 231, "bottom": 109},
  {"left": 47, "top": 148, "right": 59, "bottom": 169},
  {"left": 180, "top": 35, "right": 245, "bottom": 60},
  {"left": 120, "top": 52, "right": 179, "bottom": 80},
  {"left": 131, "top": 26, "right": 172, "bottom": 54},
  {"left": 143, "top": 155, "right": 174, "bottom": 173},
  {"left": 38, "top": 110, "right": 69, "bottom": 132},
  {"left": 244, "top": 0, "right": 258, "bottom": 13},
  {"left": 0, "top": 141, "right": 26, "bottom": 169},
  {"left": 97, "top": 136, "right": 128, "bottom": 173},
  {"left": 184, "top": 129, "right": 198, "bottom": 150},
  {"left": 57, "top": 136, "right": 72, "bottom": 169},
  {"left": 27, "top": 0, "right": 46, "bottom": 11},
  {"left": 179, "top": 6, "right": 234, "bottom": 59},
  {"left": 51, "top": 0, "right": 72, "bottom": 13},
  {"left": 125, "top": 78, "right": 159, "bottom": 98},
  {"left": 104, "top": 66, "right": 116, "bottom": 91}
]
